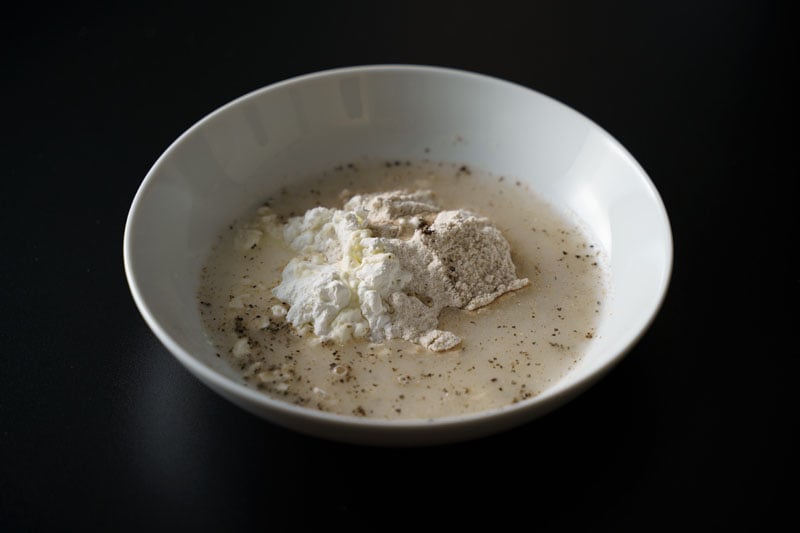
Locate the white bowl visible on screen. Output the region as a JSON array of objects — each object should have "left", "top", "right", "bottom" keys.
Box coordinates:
[{"left": 124, "top": 65, "right": 672, "bottom": 446}]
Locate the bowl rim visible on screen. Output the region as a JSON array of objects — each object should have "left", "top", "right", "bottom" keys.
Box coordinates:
[{"left": 123, "top": 64, "right": 673, "bottom": 432}]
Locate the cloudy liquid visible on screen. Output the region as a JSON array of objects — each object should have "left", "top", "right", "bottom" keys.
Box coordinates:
[{"left": 198, "top": 161, "right": 608, "bottom": 419}]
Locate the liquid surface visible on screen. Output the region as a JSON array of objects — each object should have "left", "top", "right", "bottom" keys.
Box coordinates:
[{"left": 198, "top": 161, "right": 608, "bottom": 419}]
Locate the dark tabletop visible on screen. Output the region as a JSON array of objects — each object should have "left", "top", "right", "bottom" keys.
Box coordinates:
[{"left": 2, "top": 1, "right": 795, "bottom": 530}]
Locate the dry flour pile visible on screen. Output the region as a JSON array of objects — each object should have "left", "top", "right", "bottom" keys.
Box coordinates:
[{"left": 270, "top": 190, "right": 529, "bottom": 351}]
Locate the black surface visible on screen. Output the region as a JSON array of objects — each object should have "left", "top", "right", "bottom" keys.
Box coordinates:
[{"left": 2, "top": 1, "right": 795, "bottom": 530}]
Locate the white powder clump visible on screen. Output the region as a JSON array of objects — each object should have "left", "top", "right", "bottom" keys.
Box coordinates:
[{"left": 271, "top": 190, "right": 529, "bottom": 352}]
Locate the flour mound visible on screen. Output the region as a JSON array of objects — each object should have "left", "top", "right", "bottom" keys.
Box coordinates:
[{"left": 272, "top": 190, "right": 529, "bottom": 352}]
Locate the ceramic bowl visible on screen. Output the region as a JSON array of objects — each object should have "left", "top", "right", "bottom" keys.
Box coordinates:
[{"left": 124, "top": 65, "right": 672, "bottom": 445}]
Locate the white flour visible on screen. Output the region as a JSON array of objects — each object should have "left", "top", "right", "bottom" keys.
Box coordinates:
[{"left": 270, "top": 190, "right": 529, "bottom": 351}]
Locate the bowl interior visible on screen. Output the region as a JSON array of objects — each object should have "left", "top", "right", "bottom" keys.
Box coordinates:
[{"left": 125, "top": 66, "right": 672, "bottom": 437}]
